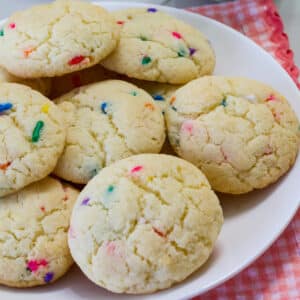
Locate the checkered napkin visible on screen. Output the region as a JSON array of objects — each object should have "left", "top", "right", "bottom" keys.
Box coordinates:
[{"left": 186, "top": 1, "right": 300, "bottom": 299}]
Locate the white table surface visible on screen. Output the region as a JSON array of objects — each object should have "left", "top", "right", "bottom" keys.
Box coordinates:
[{"left": 0, "top": 0, "right": 299, "bottom": 71}]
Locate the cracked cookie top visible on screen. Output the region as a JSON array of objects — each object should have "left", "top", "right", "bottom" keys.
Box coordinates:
[
  {"left": 101, "top": 8, "right": 215, "bottom": 84},
  {"left": 166, "top": 76, "right": 300, "bottom": 194},
  {"left": 0, "top": 0, "right": 119, "bottom": 78},
  {"left": 0, "top": 177, "right": 79, "bottom": 287},
  {"left": 68, "top": 154, "right": 223, "bottom": 293},
  {"left": 0, "top": 83, "right": 66, "bottom": 197},
  {"left": 0, "top": 66, "right": 51, "bottom": 96},
  {"left": 53, "top": 80, "right": 166, "bottom": 184}
]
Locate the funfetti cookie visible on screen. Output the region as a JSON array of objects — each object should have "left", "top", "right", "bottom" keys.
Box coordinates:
[
  {"left": 101, "top": 8, "right": 215, "bottom": 84},
  {"left": 68, "top": 154, "right": 223, "bottom": 294},
  {"left": 0, "top": 177, "right": 79, "bottom": 288},
  {"left": 166, "top": 76, "right": 300, "bottom": 194},
  {"left": 0, "top": 66, "right": 51, "bottom": 96},
  {"left": 0, "top": 0, "right": 119, "bottom": 78},
  {"left": 0, "top": 83, "right": 66, "bottom": 197},
  {"left": 53, "top": 80, "right": 166, "bottom": 184}
]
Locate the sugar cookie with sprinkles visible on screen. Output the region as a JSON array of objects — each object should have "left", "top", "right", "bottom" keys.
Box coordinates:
[
  {"left": 68, "top": 154, "right": 223, "bottom": 293},
  {"left": 0, "top": 66, "right": 52, "bottom": 96},
  {"left": 53, "top": 80, "right": 165, "bottom": 184},
  {"left": 0, "top": 83, "right": 65, "bottom": 197},
  {"left": 0, "top": 177, "right": 79, "bottom": 287},
  {"left": 166, "top": 76, "right": 300, "bottom": 194},
  {"left": 0, "top": 0, "right": 119, "bottom": 78},
  {"left": 101, "top": 8, "right": 215, "bottom": 84}
]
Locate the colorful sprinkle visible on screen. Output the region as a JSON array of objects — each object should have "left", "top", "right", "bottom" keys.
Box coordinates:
[
  {"left": 116, "top": 20, "right": 124, "bottom": 25},
  {"left": 89, "top": 168, "right": 99, "bottom": 178},
  {"left": 105, "top": 241, "right": 116, "bottom": 255},
  {"left": 44, "top": 272, "right": 54, "bottom": 283},
  {"left": 68, "top": 55, "right": 85, "bottom": 66},
  {"left": 0, "top": 102, "right": 13, "bottom": 113},
  {"left": 266, "top": 94, "right": 276, "bottom": 102},
  {"left": 41, "top": 104, "right": 50, "bottom": 114},
  {"left": 32, "top": 120, "right": 44, "bottom": 143},
  {"left": 141, "top": 56, "right": 152, "bottom": 65},
  {"left": 171, "top": 106, "right": 177, "bottom": 111},
  {"left": 153, "top": 227, "right": 166, "bottom": 238},
  {"left": 107, "top": 185, "right": 114, "bottom": 193},
  {"left": 81, "top": 197, "right": 90, "bottom": 206},
  {"left": 27, "top": 259, "right": 48, "bottom": 272},
  {"left": 153, "top": 94, "right": 164, "bottom": 101},
  {"left": 23, "top": 47, "right": 34, "bottom": 58},
  {"left": 147, "top": 8, "right": 157, "bottom": 13},
  {"left": 172, "top": 31, "right": 182, "bottom": 39},
  {"left": 177, "top": 48, "right": 187, "bottom": 57},
  {"left": 130, "top": 91, "right": 138, "bottom": 96},
  {"left": 220, "top": 98, "right": 227, "bottom": 107},
  {"left": 40, "top": 206, "right": 45, "bottom": 212},
  {"left": 0, "top": 29, "right": 4, "bottom": 36},
  {"left": 130, "top": 165, "right": 143, "bottom": 174},
  {"left": 189, "top": 47, "right": 196, "bottom": 56},
  {"left": 0, "top": 161, "right": 11, "bottom": 170},
  {"left": 9, "top": 23, "right": 16, "bottom": 29},
  {"left": 71, "top": 74, "right": 82, "bottom": 88},
  {"left": 170, "top": 96, "right": 176, "bottom": 105},
  {"left": 68, "top": 226, "right": 76, "bottom": 239},
  {"left": 144, "top": 102, "right": 155, "bottom": 111},
  {"left": 100, "top": 102, "right": 108, "bottom": 114},
  {"left": 182, "top": 121, "right": 193, "bottom": 134},
  {"left": 140, "top": 35, "right": 148, "bottom": 41}
]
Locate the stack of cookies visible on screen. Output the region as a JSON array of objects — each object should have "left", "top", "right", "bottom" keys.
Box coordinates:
[{"left": 0, "top": 0, "right": 298, "bottom": 294}]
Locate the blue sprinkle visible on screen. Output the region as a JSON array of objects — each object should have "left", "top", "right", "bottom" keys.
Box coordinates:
[
  {"left": 153, "top": 94, "right": 165, "bottom": 101},
  {"left": 220, "top": 98, "right": 227, "bottom": 107},
  {"left": 171, "top": 106, "right": 177, "bottom": 111},
  {"left": 130, "top": 91, "right": 138, "bottom": 96},
  {"left": 107, "top": 185, "right": 114, "bottom": 193},
  {"left": 147, "top": 8, "right": 157, "bottom": 12},
  {"left": 100, "top": 102, "right": 108, "bottom": 114},
  {"left": 0, "top": 102, "right": 13, "bottom": 113},
  {"left": 81, "top": 197, "right": 90, "bottom": 206},
  {"left": 44, "top": 272, "right": 54, "bottom": 283}
]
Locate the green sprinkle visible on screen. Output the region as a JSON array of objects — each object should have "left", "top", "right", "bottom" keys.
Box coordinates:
[
  {"left": 130, "top": 91, "right": 138, "bottom": 96},
  {"left": 0, "top": 29, "right": 4, "bottom": 36},
  {"left": 142, "top": 56, "right": 152, "bottom": 65},
  {"left": 220, "top": 98, "right": 227, "bottom": 107},
  {"left": 31, "top": 121, "right": 44, "bottom": 143},
  {"left": 177, "top": 48, "right": 186, "bottom": 57},
  {"left": 140, "top": 35, "right": 147, "bottom": 41},
  {"left": 107, "top": 185, "right": 114, "bottom": 193}
]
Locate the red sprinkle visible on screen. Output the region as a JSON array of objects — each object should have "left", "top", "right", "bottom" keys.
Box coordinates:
[
  {"left": 9, "top": 23, "right": 16, "bottom": 29},
  {"left": 172, "top": 31, "right": 182, "bottom": 39},
  {"left": 116, "top": 20, "right": 124, "bottom": 25},
  {"left": 266, "top": 94, "right": 275, "bottom": 102},
  {"left": 0, "top": 161, "right": 11, "bottom": 170},
  {"left": 27, "top": 259, "right": 48, "bottom": 272},
  {"left": 153, "top": 227, "right": 166, "bottom": 238},
  {"left": 130, "top": 165, "right": 143, "bottom": 174},
  {"left": 71, "top": 74, "right": 82, "bottom": 88},
  {"left": 68, "top": 55, "right": 85, "bottom": 66},
  {"left": 40, "top": 206, "right": 45, "bottom": 212},
  {"left": 23, "top": 48, "right": 34, "bottom": 58}
]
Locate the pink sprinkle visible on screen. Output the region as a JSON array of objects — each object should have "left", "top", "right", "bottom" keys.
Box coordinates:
[
  {"left": 266, "top": 94, "right": 275, "bottom": 102},
  {"left": 68, "top": 55, "right": 85, "bottom": 66},
  {"left": 130, "top": 165, "right": 143, "bottom": 174},
  {"left": 172, "top": 31, "right": 182, "bottom": 39},
  {"left": 106, "top": 241, "right": 116, "bottom": 255},
  {"left": 68, "top": 226, "right": 76, "bottom": 239},
  {"left": 182, "top": 121, "right": 194, "bottom": 134},
  {"left": 153, "top": 227, "right": 166, "bottom": 238},
  {"left": 27, "top": 259, "right": 48, "bottom": 272},
  {"left": 9, "top": 23, "right": 16, "bottom": 29}
]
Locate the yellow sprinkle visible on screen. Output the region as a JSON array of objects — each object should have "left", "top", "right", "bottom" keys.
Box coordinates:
[
  {"left": 147, "top": 176, "right": 153, "bottom": 182},
  {"left": 41, "top": 104, "right": 50, "bottom": 113}
]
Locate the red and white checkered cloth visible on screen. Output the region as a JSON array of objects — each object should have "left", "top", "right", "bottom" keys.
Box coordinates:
[{"left": 186, "top": 0, "right": 300, "bottom": 299}]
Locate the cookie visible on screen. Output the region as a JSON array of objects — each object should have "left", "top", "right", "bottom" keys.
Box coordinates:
[
  {"left": 0, "top": 66, "right": 51, "bottom": 96},
  {"left": 53, "top": 80, "right": 165, "bottom": 184},
  {"left": 68, "top": 154, "right": 223, "bottom": 294},
  {"left": 166, "top": 76, "right": 300, "bottom": 194},
  {"left": 0, "top": 177, "right": 79, "bottom": 288},
  {"left": 101, "top": 8, "right": 215, "bottom": 84},
  {"left": 50, "top": 64, "right": 120, "bottom": 98},
  {"left": 0, "top": 83, "right": 66, "bottom": 197},
  {"left": 0, "top": 0, "right": 119, "bottom": 78}
]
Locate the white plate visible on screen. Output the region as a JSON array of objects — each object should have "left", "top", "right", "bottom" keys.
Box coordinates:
[{"left": 1, "top": 2, "right": 300, "bottom": 300}]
